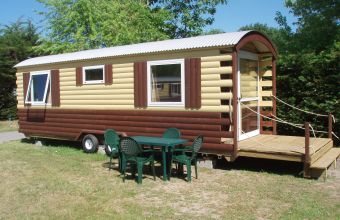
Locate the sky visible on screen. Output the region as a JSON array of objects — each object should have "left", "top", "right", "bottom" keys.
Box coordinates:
[{"left": 0, "top": 0, "right": 297, "bottom": 32}]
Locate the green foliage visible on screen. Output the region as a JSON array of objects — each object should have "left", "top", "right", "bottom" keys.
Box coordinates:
[
  {"left": 285, "top": 0, "right": 340, "bottom": 53},
  {"left": 239, "top": 0, "right": 339, "bottom": 143},
  {"left": 35, "top": 0, "right": 170, "bottom": 54},
  {"left": 36, "top": 0, "right": 228, "bottom": 54},
  {"left": 203, "top": 28, "right": 225, "bottom": 35},
  {"left": 276, "top": 0, "right": 340, "bottom": 142},
  {"left": 276, "top": 43, "right": 340, "bottom": 139},
  {"left": 0, "top": 20, "right": 40, "bottom": 119},
  {"left": 150, "top": 0, "right": 228, "bottom": 38}
]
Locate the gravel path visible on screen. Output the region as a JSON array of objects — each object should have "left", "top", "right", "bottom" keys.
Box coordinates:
[{"left": 0, "top": 131, "right": 25, "bottom": 144}]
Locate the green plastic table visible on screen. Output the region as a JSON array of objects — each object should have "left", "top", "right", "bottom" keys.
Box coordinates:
[{"left": 131, "top": 136, "right": 188, "bottom": 181}]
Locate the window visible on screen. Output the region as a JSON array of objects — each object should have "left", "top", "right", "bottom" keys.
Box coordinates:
[
  {"left": 25, "top": 71, "right": 51, "bottom": 105},
  {"left": 83, "top": 65, "right": 105, "bottom": 84},
  {"left": 147, "top": 59, "right": 184, "bottom": 106}
]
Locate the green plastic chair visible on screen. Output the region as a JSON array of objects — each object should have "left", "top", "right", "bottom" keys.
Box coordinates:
[
  {"left": 120, "top": 137, "right": 156, "bottom": 184},
  {"left": 162, "top": 127, "right": 181, "bottom": 139},
  {"left": 170, "top": 136, "right": 203, "bottom": 182},
  {"left": 104, "top": 129, "right": 121, "bottom": 171}
]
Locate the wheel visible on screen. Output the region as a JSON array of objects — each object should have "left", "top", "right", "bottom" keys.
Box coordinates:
[
  {"left": 82, "top": 134, "right": 99, "bottom": 153},
  {"left": 104, "top": 144, "right": 112, "bottom": 156}
]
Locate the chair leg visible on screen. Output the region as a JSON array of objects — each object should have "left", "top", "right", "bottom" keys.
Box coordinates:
[
  {"left": 117, "top": 153, "right": 121, "bottom": 173},
  {"left": 195, "top": 160, "right": 198, "bottom": 179},
  {"left": 137, "top": 162, "right": 143, "bottom": 184},
  {"left": 118, "top": 155, "right": 122, "bottom": 173},
  {"left": 187, "top": 162, "right": 191, "bottom": 182},
  {"left": 122, "top": 161, "right": 126, "bottom": 182},
  {"left": 120, "top": 155, "right": 126, "bottom": 175}
]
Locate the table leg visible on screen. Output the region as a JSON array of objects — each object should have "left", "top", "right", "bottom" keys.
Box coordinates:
[{"left": 162, "top": 147, "right": 167, "bottom": 181}]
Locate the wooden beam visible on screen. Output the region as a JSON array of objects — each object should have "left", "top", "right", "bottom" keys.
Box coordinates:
[
  {"left": 304, "top": 122, "right": 311, "bottom": 177},
  {"left": 232, "top": 50, "right": 238, "bottom": 159},
  {"left": 272, "top": 57, "right": 277, "bottom": 135},
  {"left": 237, "top": 151, "right": 302, "bottom": 162},
  {"left": 328, "top": 113, "right": 333, "bottom": 139}
]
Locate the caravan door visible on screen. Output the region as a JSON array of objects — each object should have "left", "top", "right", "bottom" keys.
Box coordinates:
[{"left": 238, "top": 51, "right": 260, "bottom": 141}]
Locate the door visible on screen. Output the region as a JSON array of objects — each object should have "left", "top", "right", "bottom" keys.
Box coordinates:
[{"left": 238, "top": 51, "right": 260, "bottom": 141}]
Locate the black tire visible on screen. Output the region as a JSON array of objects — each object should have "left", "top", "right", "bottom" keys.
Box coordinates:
[
  {"left": 82, "top": 134, "right": 99, "bottom": 153},
  {"left": 104, "top": 144, "right": 112, "bottom": 156}
]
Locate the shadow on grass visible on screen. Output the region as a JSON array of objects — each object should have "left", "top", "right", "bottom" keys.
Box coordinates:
[
  {"left": 102, "top": 160, "right": 189, "bottom": 182},
  {"left": 103, "top": 161, "right": 166, "bottom": 182},
  {"left": 215, "top": 156, "right": 303, "bottom": 177},
  {"left": 21, "top": 138, "right": 82, "bottom": 150}
]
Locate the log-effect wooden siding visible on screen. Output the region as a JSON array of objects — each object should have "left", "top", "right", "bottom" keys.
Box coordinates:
[
  {"left": 201, "top": 54, "right": 233, "bottom": 112},
  {"left": 22, "top": 72, "right": 30, "bottom": 106},
  {"left": 134, "top": 62, "right": 147, "bottom": 108},
  {"left": 18, "top": 108, "right": 234, "bottom": 154},
  {"left": 259, "top": 56, "right": 274, "bottom": 134},
  {"left": 64, "top": 64, "right": 134, "bottom": 109},
  {"left": 16, "top": 52, "right": 234, "bottom": 113},
  {"left": 185, "top": 58, "right": 201, "bottom": 108},
  {"left": 51, "top": 69, "right": 60, "bottom": 106}
]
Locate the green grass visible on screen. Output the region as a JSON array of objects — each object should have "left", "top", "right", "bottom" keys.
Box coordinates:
[
  {"left": 0, "top": 120, "right": 18, "bottom": 132},
  {"left": 0, "top": 141, "right": 339, "bottom": 219}
]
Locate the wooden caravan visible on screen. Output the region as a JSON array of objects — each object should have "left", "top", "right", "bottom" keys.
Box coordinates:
[{"left": 15, "top": 31, "right": 339, "bottom": 178}]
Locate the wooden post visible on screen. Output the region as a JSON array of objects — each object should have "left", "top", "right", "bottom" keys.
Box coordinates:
[
  {"left": 328, "top": 113, "right": 332, "bottom": 139},
  {"left": 232, "top": 50, "right": 238, "bottom": 159},
  {"left": 272, "top": 57, "right": 277, "bottom": 135},
  {"left": 304, "top": 122, "right": 311, "bottom": 177}
]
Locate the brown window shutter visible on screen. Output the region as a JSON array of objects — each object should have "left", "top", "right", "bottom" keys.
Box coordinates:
[
  {"left": 105, "top": 64, "right": 113, "bottom": 85},
  {"left": 134, "top": 61, "right": 147, "bottom": 108},
  {"left": 23, "top": 72, "right": 30, "bottom": 106},
  {"left": 51, "top": 69, "right": 60, "bottom": 107},
  {"left": 185, "top": 58, "right": 201, "bottom": 108},
  {"left": 76, "top": 67, "right": 83, "bottom": 86}
]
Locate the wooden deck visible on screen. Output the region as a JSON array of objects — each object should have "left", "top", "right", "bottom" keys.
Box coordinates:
[{"left": 238, "top": 134, "right": 333, "bottom": 162}]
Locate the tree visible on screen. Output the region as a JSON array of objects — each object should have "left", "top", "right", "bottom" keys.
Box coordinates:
[
  {"left": 284, "top": 0, "right": 339, "bottom": 53},
  {"left": 203, "top": 28, "right": 225, "bottom": 35},
  {"left": 0, "top": 20, "right": 40, "bottom": 119},
  {"left": 36, "top": 0, "right": 228, "bottom": 54},
  {"left": 150, "top": 0, "right": 228, "bottom": 38},
  {"left": 276, "top": 43, "right": 340, "bottom": 140},
  {"left": 276, "top": 0, "right": 340, "bottom": 142},
  {"left": 35, "top": 0, "right": 170, "bottom": 54}
]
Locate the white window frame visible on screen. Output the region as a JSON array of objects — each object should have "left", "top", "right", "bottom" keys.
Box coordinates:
[
  {"left": 83, "top": 65, "right": 105, "bottom": 84},
  {"left": 25, "top": 70, "right": 51, "bottom": 106},
  {"left": 147, "top": 59, "right": 185, "bottom": 107},
  {"left": 237, "top": 51, "right": 260, "bottom": 141}
]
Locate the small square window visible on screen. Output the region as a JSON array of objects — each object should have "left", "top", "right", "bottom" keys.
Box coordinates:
[
  {"left": 83, "top": 65, "right": 105, "bottom": 84},
  {"left": 147, "top": 59, "right": 184, "bottom": 106},
  {"left": 25, "top": 71, "right": 51, "bottom": 105}
]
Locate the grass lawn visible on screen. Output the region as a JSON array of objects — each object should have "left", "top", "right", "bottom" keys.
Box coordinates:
[
  {"left": 0, "top": 140, "right": 339, "bottom": 219},
  {"left": 0, "top": 120, "right": 18, "bottom": 132}
]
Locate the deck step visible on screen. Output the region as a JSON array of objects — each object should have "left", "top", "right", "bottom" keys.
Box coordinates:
[{"left": 310, "top": 148, "right": 340, "bottom": 169}]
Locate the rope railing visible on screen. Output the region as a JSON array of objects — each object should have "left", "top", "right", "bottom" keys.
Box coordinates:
[
  {"left": 271, "top": 95, "right": 336, "bottom": 123},
  {"left": 240, "top": 102, "right": 339, "bottom": 140}
]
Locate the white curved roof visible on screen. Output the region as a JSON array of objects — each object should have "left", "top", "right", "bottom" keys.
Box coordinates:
[{"left": 15, "top": 31, "right": 251, "bottom": 68}]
